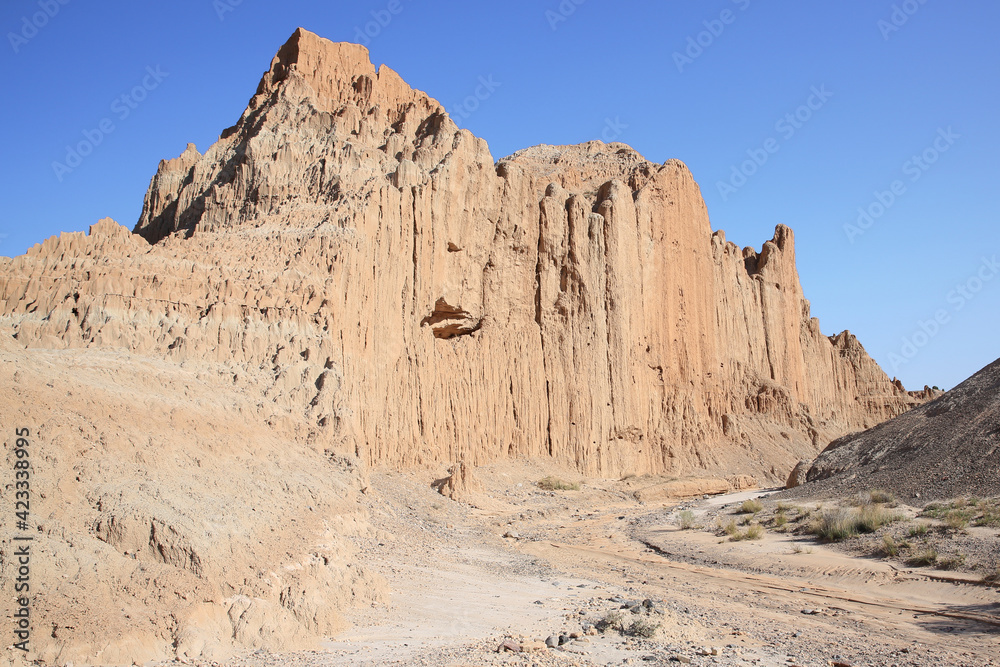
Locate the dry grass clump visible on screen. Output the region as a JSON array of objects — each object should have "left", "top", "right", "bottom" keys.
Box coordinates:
[
  {"left": 906, "top": 548, "right": 938, "bottom": 567},
  {"left": 537, "top": 476, "right": 580, "bottom": 491},
  {"left": 810, "top": 504, "right": 902, "bottom": 542},
  {"left": 597, "top": 609, "right": 661, "bottom": 638},
  {"left": 722, "top": 519, "right": 763, "bottom": 542},
  {"left": 738, "top": 499, "right": 764, "bottom": 514},
  {"left": 922, "top": 497, "right": 1000, "bottom": 529},
  {"left": 626, "top": 617, "right": 661, "bottom": 638},
  {"left": 849, "top": 489, "right": 898, "bottom": 507},
  {"left": 676, "top": 509, "right": 696, "bottom": 530},
  {"left": 597, "top": 609, "right": 625, "bottom": 633},
  {"left": 880, "top": 535, "right": 900, "bottom": 557}
]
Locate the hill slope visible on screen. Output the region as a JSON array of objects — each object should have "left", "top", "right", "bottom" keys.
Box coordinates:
[{"left": 798, "top": 357, "right": 1000, "bottom": 500}]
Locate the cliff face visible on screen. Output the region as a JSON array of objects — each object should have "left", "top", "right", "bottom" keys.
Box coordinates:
[{"left": 3, "top": 28, "right": 930, "bottom": 482}]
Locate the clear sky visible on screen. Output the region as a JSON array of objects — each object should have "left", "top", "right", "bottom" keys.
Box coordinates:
[{"left": 1, "top": 0, "right": 997, "bottom": 390}]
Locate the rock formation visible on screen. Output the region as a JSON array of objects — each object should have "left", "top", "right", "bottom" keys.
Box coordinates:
[
  {"left": 5, "top": 29, "right": 930, "bottom": 479},
  {"left": 796, "top": 357, "right": 1000, "bottom": 501},
  {"left": 0, "top": 28, "right": 937, "bottom": 663}
]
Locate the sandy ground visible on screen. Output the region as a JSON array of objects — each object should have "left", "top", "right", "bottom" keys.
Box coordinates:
[{"left": 207, "top": 463, "right": 1000, "bottom": 667}]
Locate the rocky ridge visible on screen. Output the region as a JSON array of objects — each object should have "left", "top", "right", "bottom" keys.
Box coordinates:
[{"left": 794, "top": 356, "right": 1000, "bottom": 500}]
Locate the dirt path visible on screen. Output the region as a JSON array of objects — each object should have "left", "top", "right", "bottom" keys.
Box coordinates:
[{"left": 222, "top": 465, "right": 1000, "bottom": 667}]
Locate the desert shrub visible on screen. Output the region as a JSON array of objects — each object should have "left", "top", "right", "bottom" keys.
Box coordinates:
[
  {"left": 537, "top": 476, "right": 580, "bottom": 491},
  {"left": 677, "top": 510, "right": 696, "bottom": 530},
  {"left": 856, "top": 504, "right": 903, "bottom": 532},
  {"left": 974, "top": 500, "right": 1000, "bottom": 528},
  {"left": 773, "top": 513, "right": 788, "bottom": 528},
  {"left": 729, "top": 523, "right": 764, "bottom": 541},
  {"left": 720, "top": 518, "right": 739, "bottom": 537},
  {"left": 810, "top": 505, "right": 901, "bottom": 542},
  {"left": 907, "top": 548, "right": 938, "bottom": 567},
  {"left": 943, "top": 511, "right": 971, "bottom": 531},
  {"left": 908, "top": 523, "right": 930, "bottom": 538},
  {"left": 626, "top": 617, "right": 661, "bottom": 638},
  {"left": 937, "top": 554, "right": 966, "bottom": 571},
  {"left": 869, "top": 489, "right": 897, "bottom": 505},
  {"left": 739, "top": 499, "right": 764, "bottom": 514},
  {"left": 925, "top": 497, "right": 1000, "bottom": 528},
  {"left": 811, "top": 508, "right": 858, "bottom": 541},
  {"left": 597, "top": 610, "right": 625, "bottom": 633}
]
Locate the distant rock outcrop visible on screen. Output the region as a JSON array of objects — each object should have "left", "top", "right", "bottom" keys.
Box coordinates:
[
  {"left": 794, "top": 358, "right": 1000, "bottom": 501},
  {"left": 0, "top": 28, "right": 939, "bottom": 664}
]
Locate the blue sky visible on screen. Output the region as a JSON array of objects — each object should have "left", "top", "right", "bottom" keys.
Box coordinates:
[{"left": 1, "top": 0, "right": 997, "bottom": 390}]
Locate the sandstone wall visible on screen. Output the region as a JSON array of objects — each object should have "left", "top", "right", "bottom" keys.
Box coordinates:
[{"left": 1, "top": 29, "right": 931, "bottom": 485}]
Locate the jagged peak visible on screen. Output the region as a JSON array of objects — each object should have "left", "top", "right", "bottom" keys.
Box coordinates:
[{"left": 250, "top": 28, "right": 441, "bottom": 119}]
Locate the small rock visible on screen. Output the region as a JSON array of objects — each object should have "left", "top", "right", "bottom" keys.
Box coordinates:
[
  {"left": 503, "top": 530, "right": 519, "bottom": 539},
  {"left": 497, "top": 640, "right": 521, "bottom": 653},
  {"left": 586, "top": 626, "right": 598, "bottom": 636},
  {"left": 521, "top": 640, "right": 546, "bottom": 652},
  {"left": 559, "top": 634, "right": 571, "bottom": 645},
  {"left": 801, "top": 609, "right": 819, "bottom": 615},
  {"left": 670, "top": 656, "right": 692, "bottom": 664},
  {"left": 642, "top": 598, "right": 654, "bottom": 609},
  {"left": 545, "top": 635, "right": 559, "bottom": 648}
]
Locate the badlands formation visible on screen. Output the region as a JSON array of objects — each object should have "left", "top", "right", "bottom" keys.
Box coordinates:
[{"left": 0, "top": 28, "right": 950, "bottom": 665}]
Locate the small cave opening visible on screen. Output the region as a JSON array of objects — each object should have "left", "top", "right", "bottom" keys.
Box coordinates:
[{"left": 420, "top": 297, "right": 482, "bottom": 340}]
